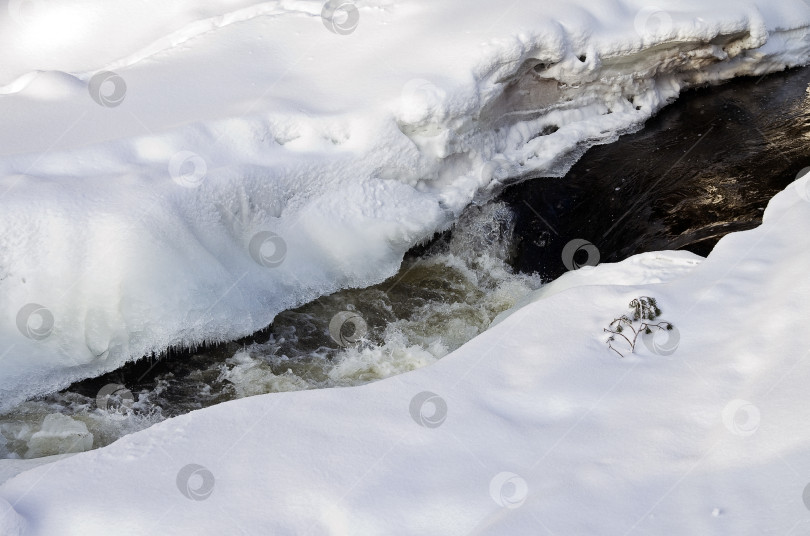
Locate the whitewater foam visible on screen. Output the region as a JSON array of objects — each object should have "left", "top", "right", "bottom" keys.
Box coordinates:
[{"left": 1, "top": 199, "right": 541, "bottom": 458}]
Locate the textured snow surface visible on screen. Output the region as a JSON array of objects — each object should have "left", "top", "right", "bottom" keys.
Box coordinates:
[
  {"left": 3, "top": 171, "right": 810, "bottom": 535},
  {"left": 1, "top": 0, "right": 810, "bottom": 411}
]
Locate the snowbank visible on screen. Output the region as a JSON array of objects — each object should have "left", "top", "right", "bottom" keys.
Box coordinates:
[
  {"left": 3, "top": 172, "right": 810, "bottom": 534},
  {"left": 2, "top": 0, "right": 810, "bottom": 410}
]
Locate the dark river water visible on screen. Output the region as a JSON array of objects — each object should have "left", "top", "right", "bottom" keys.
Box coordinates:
[
  {"left": 503, "top": 66, "right": 810, "bottom": 280},
  {"left": 2, "top": 67, "right": 809, "bottom": 459}
]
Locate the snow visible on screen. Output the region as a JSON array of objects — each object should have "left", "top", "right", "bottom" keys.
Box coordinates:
[
  {"left": 1, "top": 0, "right": 810, "bottom": 411},
  {"left": 3, "top": 170, "right": 810, "bottom": 534},
  {"left": 491, "top": 249, "right": 704, "bottom": 327}
]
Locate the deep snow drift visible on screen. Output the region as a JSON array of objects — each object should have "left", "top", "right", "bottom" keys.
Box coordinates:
[
  {"left": 3, "top": 170, "right": 810, "bottom": 535},
  {"left": 2, "top": 0, "right": 810, "bottom": 411}
]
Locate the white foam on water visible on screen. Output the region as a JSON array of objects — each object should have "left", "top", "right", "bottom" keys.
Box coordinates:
[{"left": 218, "top": 202, "right": 542, "bottom": 399}]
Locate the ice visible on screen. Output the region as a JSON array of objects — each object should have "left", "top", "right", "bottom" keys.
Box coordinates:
[
  {"left": 3, "top": 172, "right": 810, "bottom": 534},
  {"left": 23, "top": 414, "right": 93, "bottom": 459},
  {"left": 1, "top": 1, "right": 809, "bottom": 416}
]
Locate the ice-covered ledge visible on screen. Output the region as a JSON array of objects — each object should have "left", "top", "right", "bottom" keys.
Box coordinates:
[
  {"left": 2, "top": 0, "right": 810, "bottom": 413},
  {"left": 3, "top": 173, "right": 810, "bottom": 535}
]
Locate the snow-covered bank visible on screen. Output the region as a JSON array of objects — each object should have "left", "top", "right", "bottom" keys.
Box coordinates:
[
  {"left": 2, "top": 0, "right": 810, "bottom": 410},
  {"left": 0, "top": 200, "right": 544, "bottom": 460},
  {"left": 3, "top": 172, "right": 810, "bottom": 535}
]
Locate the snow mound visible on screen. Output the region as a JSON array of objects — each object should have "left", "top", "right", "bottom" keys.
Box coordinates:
[
  {"left": 491, "top": 249, "right": 704, "bottom": 327},
  {"left": 1, "top": 0, "right": 810, "bottom": 411}
]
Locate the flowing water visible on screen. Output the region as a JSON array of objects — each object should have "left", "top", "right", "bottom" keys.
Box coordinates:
[
  {"left": 503, "top": 67, "right": 810, "bottom": 279},
  {"left": 2, "top": 67, "right": 810, "bottom": 459},
  {"left": 0, "top": 202, "right": 541, "bottom": 459}
]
